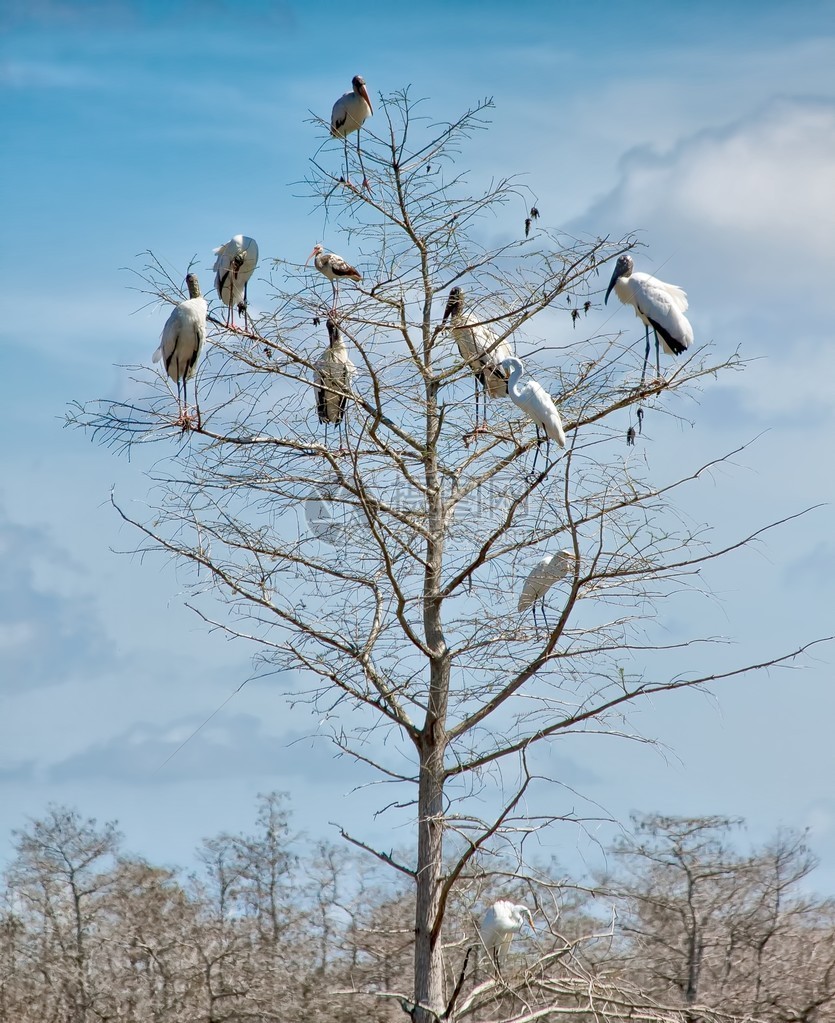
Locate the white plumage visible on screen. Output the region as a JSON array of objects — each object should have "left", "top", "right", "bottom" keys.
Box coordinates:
[
  {"left": 331, "top": 74, "right": 373, "bottom": 189},
  {"left": 518, "top": 550, "right": 576, "bottom": 613},
  {"left": 213, "top": 234, "right": 259, "bottom": 329},
  {"left": 331, "top": 74, "right": 373, "bottom": 138},
  {"left": 479, "top": 901, "right": 535, "bottom": 964},
  {"left": 307, "top": 244, "right": 362, "bottom": 311},
  {"left": 315, "top": 318, "right": 356, "bottom": 427},
  {"left": 152, "top": 273, "right": 207, "bottom": 428},
  {"left": 604, "top": 254, "right": 693, "bottom": 382},
  {"left": 442, "top": 287, "right": 514, "bottom": 427},
  {"left": 500, "top": 356, "right": 566, "bottom": 463}
]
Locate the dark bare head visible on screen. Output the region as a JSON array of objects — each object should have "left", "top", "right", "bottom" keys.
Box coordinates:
[
  {"left": 326, "top": 317, "right": 340, "bottom": 346},
  {"left": 604, "top": 254, "right": 634, "bottom": 304},
  {"left": 352, "top": 75, "right": 373, "bottom": 114},
  {"left": 185, "top": 273, "right": 202, "bottom": 299},
  {"left": 442, "top": 286, "right": 464, "bottom": 324}
]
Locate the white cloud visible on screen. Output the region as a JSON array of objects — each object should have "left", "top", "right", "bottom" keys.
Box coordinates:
[
  {"left": 577, "top": 98, "right": 835, "bottom": 301},
  {"left": 0, "top": 509, "right": 114, "bottom": 691}
]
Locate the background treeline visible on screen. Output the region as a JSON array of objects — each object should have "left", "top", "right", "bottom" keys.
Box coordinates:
[{"left": 1, "top": 794, "right": 833, "bottom": 1023}]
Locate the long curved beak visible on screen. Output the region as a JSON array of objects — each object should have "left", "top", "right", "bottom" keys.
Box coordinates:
[
  {"left": 305, "top": 248, "right": 318, "bottom": 266},
  {"left": 358, "top": 82, "right": 373, "bottom": 115},
  {"left": 441, "top": 292, "right": 458, "bottom": 325},
  {"left": 604, "top": 265, "right": 620, "bottom": 305}
]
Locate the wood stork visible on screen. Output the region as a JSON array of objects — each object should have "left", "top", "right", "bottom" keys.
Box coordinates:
[
  {"left": 500, "top": 356, "right": 566, "bottom": 468},
  {"left": 479, "top": 901, "right": 535, "bottom": 968},
  {"left": 604, "top": 254, "right": 693, "bottom": 384},
  {"left": 331, "top": 74, "right": 373, "bottom": 189},
  {"left": 307, "top": 245, "right": 362, "bottom": 312},
  {"left": 314, "top": 317, "right": 356, "bottom": 445},
  {"left": 213, "top": 234, "right": 259, "bottom": 330},
  {"left": 518, "top": 550, "right": 576, "bottom": 630},
  {"left": 152, "top": 273, "right": 208, "bottom": 429},
  {"left": 441, "top": 286, "right": 514, "bottom": 433}
]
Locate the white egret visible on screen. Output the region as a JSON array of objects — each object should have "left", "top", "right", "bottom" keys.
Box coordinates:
[
  {"left": 500, "top": 356, "right": 566, "bottom": 468},
  {"left": 479, "top": 901, "right": 535, "bottom": 967},
  {"left": 604, "top": 254, "right": 693, "bottom": 384},
  {"left": 441, "top": 286, "right": 514, "bottom": 432},
  {"left": 307, "top": 245, "right": 362, "bottom": 312},
  {"left": 331, "top": 74, "right": 373, "bottom": 189},
  {"left": 518, "top": 550, "right": 576, "bottom": 630},
  {"left": 152, "top": 273, "right": 208, "bottom": 429},
  {"left": 314, "top": 317, "right": 356, "bottom": 445},
  {"left": 213, "top": 234, "right": 259, "bottom": 330}
]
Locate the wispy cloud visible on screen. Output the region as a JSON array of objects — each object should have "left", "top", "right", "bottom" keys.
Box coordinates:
[
  {"left": 49, "top": 713, "right": 361, "bottom": 785},
  {"left": 0, "top": 508, "right": 114, "bottom": 691},
  {"left": 0, "top": 59, "right": 102, "bottom": 90}
]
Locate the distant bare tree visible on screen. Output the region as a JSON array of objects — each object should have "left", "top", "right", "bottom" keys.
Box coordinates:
[
  {"left": 4, "top": 807, "right": 121, "bottom": 1023},
  {"left": 602, "top": 814, "right": 835, "bottom": 1021},
  {"left": 69, "top": 87, "right": 826, "bottom": 1022}
]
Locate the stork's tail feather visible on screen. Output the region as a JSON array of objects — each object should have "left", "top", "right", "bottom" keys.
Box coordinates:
[{"left": 650, "top": 317, "right": 689, "bottom": 356}]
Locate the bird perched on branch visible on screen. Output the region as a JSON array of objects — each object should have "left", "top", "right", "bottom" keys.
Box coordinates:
[
  {"left": 479, "top": 901, "right": 535, "bottom": 968},
  {"left": 314, "top": 317, "right": 356, "bottom": 445},
  {"left": 331, "top": 74, "right": 373, "bottom": 189},
  {"left": 500, "top": 356, "right": 566, "bottom": 468},
  {"left": 518, "top": 549, "right": 577, "bottom": 630},
  {"left": 604, "top": 254, "right": 693, "bottom": 384},
  {"left": 307, "top": 245, "right": 362, "bottom": 313},
  {"left": 152, "top": 273, "right": 207, "bottom": 430},
  {"left": 441, "top": 286, "right": 514, "bottom": 434},
  {"left": 213, "top": 234, "right": 259, "bottom": 330}
]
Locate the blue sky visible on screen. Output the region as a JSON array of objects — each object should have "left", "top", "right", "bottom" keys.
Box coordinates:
[{"left": 2, "top": 0, "right": 835, "bottom": 886}]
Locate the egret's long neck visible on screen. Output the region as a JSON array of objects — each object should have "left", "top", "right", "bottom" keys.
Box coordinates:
[{"left": 505, "top": 362, "right": 522, "bottom": 399}]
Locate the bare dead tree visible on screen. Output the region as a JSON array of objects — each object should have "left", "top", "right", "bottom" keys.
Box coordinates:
[
  {"left": 68, "top": 88, "right": 829, "bottom": 1023},
  {"left": 601, "top": 815, "right": 835, "bottom": 1023}
]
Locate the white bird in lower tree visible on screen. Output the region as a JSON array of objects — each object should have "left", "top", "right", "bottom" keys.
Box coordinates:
[
  {"left": 307, "top": 245, "right": 362, "bottom": 312},
  {"left": 152, "top": 273, "right": 208, "bottom": 430},
  {"left": 518, "top": 549, "right": 577, "bottom": 630},
  {"left": 213, "top": 234, "right": 259, "bottom": 330},
  {"left": 604, "top": 254, "right": 693, "bottom": 384},
  {"left": 441, "top": 286, "right": 514, "bottom": 434},
  {"left": 331, "top": 74, "right": 374, "bottom": 189},
  {"left": 315, "top": 317, "right": 356, "bottom": 444},
  {"left": 479, "top": 901, "right": 535, "bottom": 967},
  {"left": 500, "top": 356, "right": 566, "bottom": 469}
]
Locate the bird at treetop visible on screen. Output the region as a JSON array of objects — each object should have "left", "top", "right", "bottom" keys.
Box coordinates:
[
  {"left": 213, "top": 234, "right": 259, "bottom": 330},
  {"left": 518, "top": 550, "right": 577, "bottom": 630},
  {"left": 604, "top": 254, "right": 693, "bottom": 384},
  {"left": 152, "top": 273, "right": 208, "bottom": 430},
  {"left": 307, "top": 245, "right": 362, "bottom": 312},
  {"left": 314, "top": 317, "right": 356, "bottom": 445},
  {"left": 331, "top": 74, "right": 373, "bottom": 190},
  {"left": 479, "top": 901, "right": 535, "bottom": 967},
  {"left": 441, "top": 286, "right": 514, "bottom": 434},
  {"left": 500, "top": 356, "right": 566, "bottom": 468}
]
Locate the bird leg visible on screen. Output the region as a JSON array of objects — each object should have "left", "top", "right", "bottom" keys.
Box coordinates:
[
  {"left": 654, "top": 330, "right": 661, "bottom": 380},
  {"left": 639, "top": 324, "right": 651, "bottom": 386},
  {"left": 356, "top": 130, "right": 371, "bottom": 191},
  {"left": 464, "top": 379, "right": 489, "bottom": 444},
  {"left": 530, "top": 426, "right": 547, "bottom": 473},
  {"left": 341, "top": 136, "right": 351, "bottom": 186},
  {"left": 238, "top": 281, "right": 251, "bottom": 332},
  {"left": 192, "top": 375, "right": 202, "bottom": 430},
  {"left": 173, "top": 380, "right": 192, "bottom": 431}
]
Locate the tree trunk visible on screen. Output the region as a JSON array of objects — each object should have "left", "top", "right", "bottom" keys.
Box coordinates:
[
  {"left": 413, "top": 716, "right": 447, "bottom": 1022},
  {"left": 413, "top": 367, "right": 449, "bottom": 1022}
]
